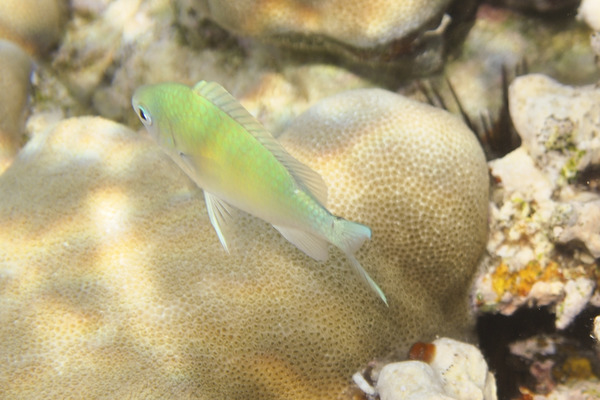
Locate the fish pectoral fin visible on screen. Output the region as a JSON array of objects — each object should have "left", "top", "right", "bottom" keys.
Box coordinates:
[
  {"left": 203, "top": 191, "right": 235, "bottom": 253},
  {"left": 273, "top": 225, "right": 329, "bottom": 261}
]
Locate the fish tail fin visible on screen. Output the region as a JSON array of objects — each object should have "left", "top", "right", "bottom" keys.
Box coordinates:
[
  {"left": 332, "top": 218, "right": 371, "bottom": 254},
  {"left": 332, "top": 218, "right": 388, "bottom": 306}
]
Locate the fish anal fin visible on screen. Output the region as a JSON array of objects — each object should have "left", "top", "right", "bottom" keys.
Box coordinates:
[
  {"left": 203, "top": 191, "right": 235, "bottom": 253},
  {"left": 273, "top": 225, "right": 329, "bottom": 261},
  {"left": 193, "top": 80, "right": 328, "bottom": 206}
]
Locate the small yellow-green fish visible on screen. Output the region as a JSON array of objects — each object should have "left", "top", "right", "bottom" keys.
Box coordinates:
[{"left": 132, "top": 81, "right": 386, "bottom": 305}]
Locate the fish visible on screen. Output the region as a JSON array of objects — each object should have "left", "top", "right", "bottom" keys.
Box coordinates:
[{"left": 131, "top": 81, "right": 387, "bottom": 305}]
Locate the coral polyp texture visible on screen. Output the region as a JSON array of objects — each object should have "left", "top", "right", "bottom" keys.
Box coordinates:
[
  {"left": 0, "top": 88, "right": 488, "bottom": 399},
  {"left": 278, "top": 89, "right": 489, "bottom": 326}
]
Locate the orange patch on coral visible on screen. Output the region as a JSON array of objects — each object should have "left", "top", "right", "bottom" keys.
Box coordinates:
[
  {"left": 408, "top": 342, "right": 436, "bottom": 363},
  {"left": 491, "top": 260, "right": 564, "bottom": 299}
]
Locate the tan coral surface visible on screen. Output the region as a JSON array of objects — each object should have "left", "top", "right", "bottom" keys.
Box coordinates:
[
  {"left": 0, "top": 39, "right": 33, "bottom": 173},
  {"left": 279, "top": 89, "right": 489, "bottom": 323},
  {"left": 186, "top": 0, "right": 451, "bottom": 48},
  {"left": 0, "top": 0, "right": 68, "bottom": 55},
  {"left": 0, "top": 88, "right": 487, "bottom": 400}
]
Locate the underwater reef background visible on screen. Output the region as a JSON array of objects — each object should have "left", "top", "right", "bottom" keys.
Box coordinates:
[{"left": 0, "top": 1, "right": 600, "bottom": 399}]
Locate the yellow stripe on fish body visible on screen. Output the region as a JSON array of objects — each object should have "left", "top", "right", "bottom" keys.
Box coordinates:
[{"left": 131, "top": 81, "right": 387, "bottom": 305}]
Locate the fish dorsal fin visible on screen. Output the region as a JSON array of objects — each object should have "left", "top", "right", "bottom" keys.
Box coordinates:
[{"left": 193, "top": 80, "right": 328, "bottom": 206}]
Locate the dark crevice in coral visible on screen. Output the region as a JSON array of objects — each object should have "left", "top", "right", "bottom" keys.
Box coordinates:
[
  {"left": 563, "top": 306, "right": 600, "bottom": 349},
  {"left": 576, "top": 164, "right": 600, "bottom": 192},
  {"left": 416, "top": 63, "right": 524, "bottom": 161},
  {"left": 477, "top": 306, "right": 600, "bottom": 400},
  {"left": 173, "top": 13, "right": 244, "bottom": 53},
  {"left": 483, "top": 0, "right": 581, "bottom": 15},
  {"left": 477, "top": 307, "right": 556, "bottom": 400},
  {"left": 481, "top": 64, "right": 524, "bottom": 159}
]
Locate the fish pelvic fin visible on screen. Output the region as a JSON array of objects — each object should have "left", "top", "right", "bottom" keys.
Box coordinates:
[
  {"left": 332, "top": 218, "right": 388, "bottom": 306},
  {"left": 203, "top": 191, "right": 234, "bottom": 253}
]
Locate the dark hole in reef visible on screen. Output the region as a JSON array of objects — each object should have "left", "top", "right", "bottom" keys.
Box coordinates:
[
  {"left": 477, "top": 305, "right": 600, "bottom": 400},
  {"left": 416, "top": 61, "right": 524, "bottom": 162},
  {"left": 482, "top": 0, "right": 581, "bottom": 16},
  {"left": 576, "top": 164, "right": 600, "bottom": 192},
  {"left": 477, "top": 307, "right": 555, "bottom": 400}
]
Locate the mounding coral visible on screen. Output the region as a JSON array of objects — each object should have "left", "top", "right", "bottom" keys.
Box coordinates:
[
  {"left": 175, "top": 0, "right": 478, "bottom": 77},
  {"left": 0, "top": 39, "right": 33, "bottom": 173},
  {"left": 0, "top": 87, "right": 488, "bottom": 399},
  {"left": 0, "top": 0, "right": 68, "bottom": 55}
]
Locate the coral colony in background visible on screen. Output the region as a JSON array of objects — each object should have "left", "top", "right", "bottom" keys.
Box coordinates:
[{"left": 0, "top": 1, "right": 599, "bottom": 399}]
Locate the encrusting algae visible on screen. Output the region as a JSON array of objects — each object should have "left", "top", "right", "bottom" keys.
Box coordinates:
[{"left": 490, "top": 260, "right": 563, "bottom": 299}]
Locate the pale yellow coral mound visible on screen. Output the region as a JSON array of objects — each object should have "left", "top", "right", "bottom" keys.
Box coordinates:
[
  {"left": 279, "top": 88, "right": 489, "bottom": 336},
  {"left": 0, "top": 39, "right": 33, "bottom": 173},
  {"left": 0, "top": 0, "right": 68, "bottom": 55},
  {"left": 186, "top": 0, "right": 450, "bottom": 48},
  {"left": 0, "top": 88, "right": 487, "bottom": 399}
]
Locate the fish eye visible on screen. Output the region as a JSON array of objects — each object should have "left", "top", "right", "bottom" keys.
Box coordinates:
[{"left": 137, "top": 106, "right": 152, "bottom": 125}]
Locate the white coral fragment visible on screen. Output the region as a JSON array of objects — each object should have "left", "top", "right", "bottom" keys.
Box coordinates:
[
  {"left": 577, "top": 0, "right": 600, "bottom": 31},
  {"left": 555, "top": 277, "right": 595, "bottom": 329},
  {"left": 375, "top": 338, "right": 497, "bottom": 400},
  {"left": 477, "top": 74, "right": 600, "bottom": 322},
  {"left": 509, "top": 74, "right": 600, "bottom": 182},
  {"left": 553, "top": 198, "right": 600, "bottom": 258}
]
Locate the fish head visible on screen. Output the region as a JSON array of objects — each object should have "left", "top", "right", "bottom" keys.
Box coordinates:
[{"left": 131, "top": 82, "right": 193, "bottom": 151}]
